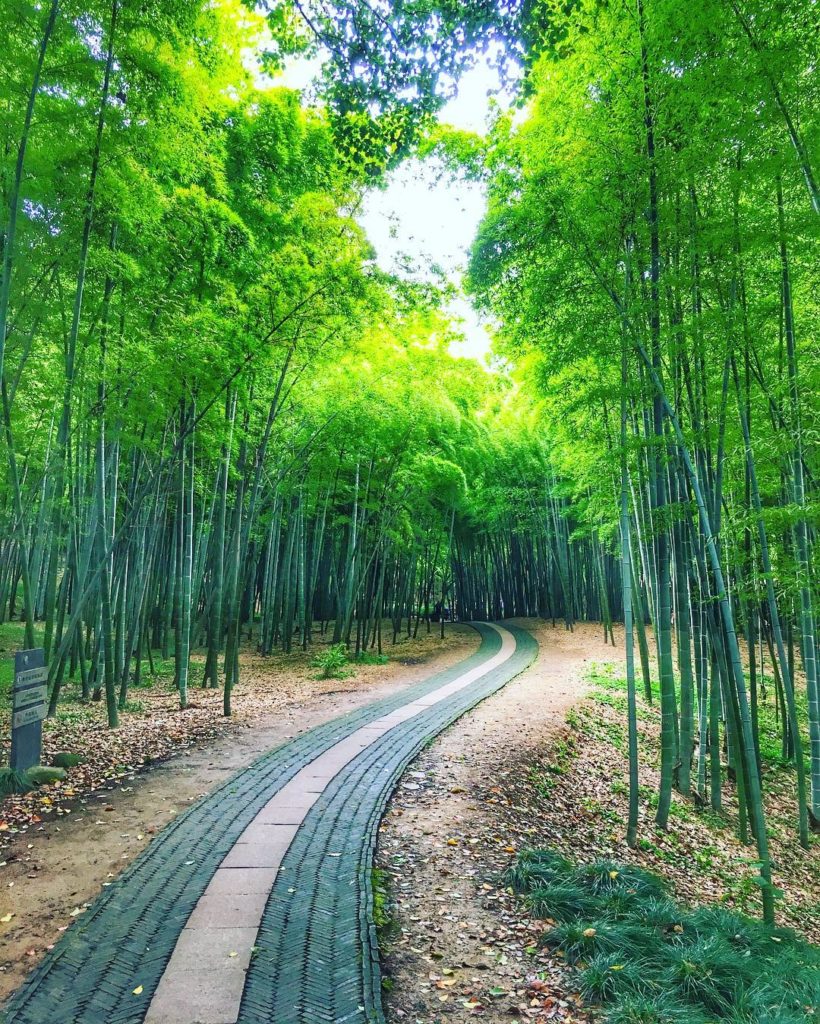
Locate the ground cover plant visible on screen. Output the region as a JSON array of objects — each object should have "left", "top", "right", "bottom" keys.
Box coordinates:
[{"left": 507, "top": 849, "right": 819, "bottom": 1023}]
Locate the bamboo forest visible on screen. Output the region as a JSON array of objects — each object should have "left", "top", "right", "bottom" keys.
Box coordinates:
[{"left": 0, "top": 1, "right": 817, "bottom": 1023}]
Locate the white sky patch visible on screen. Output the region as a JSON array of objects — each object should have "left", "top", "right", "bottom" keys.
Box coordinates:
[
  {"left": 359, "top": 57, "right": 511, "bottom": 363},
  {"left": 271, "top": 50, "right": 512, "bottom": 364},
  {"left": 359, "top": 159, "right": 490, "bottom": 360}
]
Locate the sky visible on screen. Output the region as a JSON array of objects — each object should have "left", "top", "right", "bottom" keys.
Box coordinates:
[
  {"left": 277, "top": 55, "right": 511, "bottom": 363},
  {"left": 357, "top": 59, "right": 511, "bottom": 362}
]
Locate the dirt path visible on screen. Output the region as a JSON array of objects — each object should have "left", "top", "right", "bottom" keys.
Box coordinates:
[
  {"left": 0, "top": 626, "right": 478, "bottom": 1001},
  {"left": 378, "top": 620, "right": 623, "bottom": 1024}
]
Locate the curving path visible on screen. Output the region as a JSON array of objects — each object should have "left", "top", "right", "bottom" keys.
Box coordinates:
[{"left": 2, "top": 622, "right": 537, "bottom": 1024}]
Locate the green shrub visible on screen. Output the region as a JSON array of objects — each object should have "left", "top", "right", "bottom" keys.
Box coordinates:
[
  {"left": 51, "top": 752, "right": 84, "bottom": 769},
  {"left": 25, "top": 765, "right": 67, "bottom": 786},
  {"left": 0, "top": 767, "right": 34, "bottom": 796},
  {"left": 311, "top": 644, "right": 350, "bottom": 679}
]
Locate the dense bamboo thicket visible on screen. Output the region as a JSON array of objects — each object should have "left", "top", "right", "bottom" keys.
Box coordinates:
[
  {"left": 469, "top": 0, "right": 819, "bottom": 918},
  {"left": 2, "top": 0, "right": 817, "bottom": 926},
  {"left": 0, "top": 0, "right": 619, "bottom": 736}
]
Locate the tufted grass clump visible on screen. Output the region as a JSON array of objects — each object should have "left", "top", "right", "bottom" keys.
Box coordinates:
[
  {"left": 0, "top": 767, "right": 34, "bottom": 796},
  {"left": 543, "top": 918, "right": 657, "bottom": 965},
  {"left": 507, "top": 849, "right": 818, "bottom": 1024},
  {"left": 573, "top": 860, "right": 668, "bottom": 899},
  {"left": 659, "top": 934, "right": 754, "bottom": 1015},
  {"left": 527, "top": 879, "right": 602, "bottom": 921},
  {"left": 578, "top": 953, "right": 650, "bottom": 1003},
  {"left": 504, "top": 847, "right": 574, "bottom": 893},
  {"left": 603, "top": 993, "right": 711, "bottom": 1024}
]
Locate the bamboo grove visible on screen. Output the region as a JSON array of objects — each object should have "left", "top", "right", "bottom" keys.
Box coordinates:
[
  {"left": 0, "top": 1, "right": 618, "bottom": 737},
  {"left": 470, "top": 0, "right": 818, "bottom": 917},
  {"left": 2, "top": 0, "right": 817, "bottom": 924}
]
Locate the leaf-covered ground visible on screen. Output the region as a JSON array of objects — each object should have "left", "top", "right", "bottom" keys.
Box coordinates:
[
  {"left": 551, "top": 667, "right": 819, "bottom": 940},
  {"left": 379, "top": 622, "right": 818, "bottom": 1024}
]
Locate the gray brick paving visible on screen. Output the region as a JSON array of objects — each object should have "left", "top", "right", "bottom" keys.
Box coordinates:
[{"left": 1, "top": 623, "right": 536, "bottom": 1024}]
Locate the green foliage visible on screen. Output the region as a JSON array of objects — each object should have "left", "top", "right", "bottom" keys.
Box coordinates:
[
  {"left": 603, "top": 994, "right": 710, "bottom": 1024},
  {"left": 527, "top": 880, "right": 602, "bottom": 923},
  {"left": 0, "top": 764, "right": 66, "bottom": 796},
  {"left": 372, "top": 866, "right": 400, "bottom": 952},
  {"left": 50, "top": 752, "right": 84, "bottom": 769},
  {"left": 542, "top": 919, "right": 649, "bottom": 964},
  {"left": 311, "top": 644, "right": 350, "bottom": 679},
  {"left": 354, "top": 651, "right": 389, "bottom": 666},
  {"left": 573, "top": 862, "right": 668, "bottom": 900},
  {"left": 504, "top": 848, "right": 574, "bottom": 893},
  {"left": 0, "top": 767, "right": 35, "bottom": 797},
  {"left": 659, "top": 936, "right": 755, "bottom": 1015},
  {"left": 578, "top": 953, "right": 649, "bottom": 1004},
  {"left": 513, "top": 850, "right": 819, "bottom": 1022},
  {"left": 24, "top": 766, "right": 67, "bottom": 787}
]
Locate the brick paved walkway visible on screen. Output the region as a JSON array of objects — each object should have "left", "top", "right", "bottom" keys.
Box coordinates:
[{"left": 2, "top": 623, "right": 537, "bottom": 1024}]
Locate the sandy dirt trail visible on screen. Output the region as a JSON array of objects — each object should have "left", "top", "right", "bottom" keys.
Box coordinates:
[{"left": 378, "top": 620, "right": 624, "bottom": 1024}]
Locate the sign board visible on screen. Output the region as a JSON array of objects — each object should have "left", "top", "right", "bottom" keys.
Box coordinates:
[{"left": 10, "top": 649, "right": 46, "bottom": 772}]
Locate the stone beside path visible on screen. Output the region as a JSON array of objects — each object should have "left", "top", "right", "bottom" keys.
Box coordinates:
[{"left": 2, "top": 623, "right": 537, "bottom": 1024}]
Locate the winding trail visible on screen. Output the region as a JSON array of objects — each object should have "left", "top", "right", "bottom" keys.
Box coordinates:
[{"left": 2, "top": 622, "right": 536, "bottom": 1024}]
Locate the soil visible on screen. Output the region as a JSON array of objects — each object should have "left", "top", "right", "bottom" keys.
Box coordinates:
[
  {"left": 377, "top": 618, "right": 819, "bottom": 1024},
  {"left": 377, "top": 619, "right": 620, "bottom": 1023},
  {"left": 0, "top": 624, "right": 477, "bottom": 1000}
]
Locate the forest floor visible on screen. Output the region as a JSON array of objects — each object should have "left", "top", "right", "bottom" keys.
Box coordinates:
[
  {"left": 0, "top": 622, "right": 477, "bottom": 999},
  {"left": 2, "top": 618, "right": 817, "bottom": 1014},
  {"left": 378, "top": 619, "right": 819, "bottom": 1024}
]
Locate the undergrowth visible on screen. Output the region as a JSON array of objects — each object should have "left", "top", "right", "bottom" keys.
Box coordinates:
[
  {"left": 0, "top": 764, "right": 66, "bottom": 797},
  {"left": 355, "top": 650, "right": 389, "bottom": 666},
  {"left": 311, "top": 643, "right": 351, "bottom": 679},
  {"left": 506, "top": 849, "right": 819, "bottom": 1023}
]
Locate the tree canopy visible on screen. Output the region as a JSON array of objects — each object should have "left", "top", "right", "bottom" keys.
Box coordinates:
[{"left": 0, "top": 0, "right": 817, "bottom": 926}]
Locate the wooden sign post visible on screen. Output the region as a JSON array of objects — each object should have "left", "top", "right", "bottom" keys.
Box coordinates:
[{"left": 10, "top": 649, "right": 47, "bottom": 772}]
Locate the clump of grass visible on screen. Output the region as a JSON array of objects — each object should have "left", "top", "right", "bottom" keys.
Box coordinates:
[
  {"left": 509, "top": 849, "right": 818, "bottom": 1024},
  {"left": 630, "top": 896, "right": 683, "bottom": 931},
  {"left": 51, "top": 752, "right": 83, "bottom": 769},
  {"left": 659, "top": 934, "right": 754, "bottom": 1015},
  {"left": 604, "top": 993, "right": 710, "bottom": 1024},
  {"left": 311, "top": 643, "right": 350, "bottom": 679},
  {"left": 573, "top": 860, "right": 668, "bottom": 899},
  {"left": 0, "top": 767, "right": 34, "bottom": 796},
  {"left": 527, "top": 879, "right": 602, "bottom": 922},
  {"left": 355, "top": 650, "right": 389, "bottom": 665},
  {"left": 0, "top": 764, "right": 67, "bottom": 797},
  {"left": 24, "top": 765, "right": 66, "bottom": 786},
  {"left": 504, "top": 847, "right": 574, "bottom": 893},
  {"left": 578, "top": 953, "right": 650, "bottom": 1003}
]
